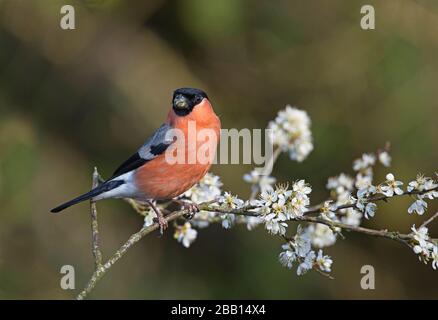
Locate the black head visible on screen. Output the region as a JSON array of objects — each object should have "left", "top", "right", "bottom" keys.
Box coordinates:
[{"left": 172, "top": 88, "right": 209, "bottom": 116}]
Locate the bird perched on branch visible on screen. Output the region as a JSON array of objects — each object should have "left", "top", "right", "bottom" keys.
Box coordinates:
[{"left": 51, "top": 88, "right": 221, "bottom": 233}]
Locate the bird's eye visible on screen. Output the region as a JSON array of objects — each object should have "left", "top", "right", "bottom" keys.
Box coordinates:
[{"left": 193, "top": 95, "right": 202, "bottom": 104}]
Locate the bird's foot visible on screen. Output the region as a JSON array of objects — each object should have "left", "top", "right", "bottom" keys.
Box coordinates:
[
  {"left": 176, "top": 200, "right": 200, "bottom": 219},
  {"left": 146, "top": 200, "right": 168, "bottom": 235},
  {"left": 157, "top": 214, "right": 168, "bottom": 235}
]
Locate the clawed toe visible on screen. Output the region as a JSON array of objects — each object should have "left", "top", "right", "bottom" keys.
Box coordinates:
[
  {"left": 157, "top": 215, "right": 168, "bottom": 235},
  {"left": 182, "top": 202, "right": 200, "bottom": 219}
]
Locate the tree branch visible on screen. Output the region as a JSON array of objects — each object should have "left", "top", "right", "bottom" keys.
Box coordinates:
[
  {"left": 76, "top": 180, "right": 437, "bottom": 299},
  {"left": 90, "top": 167, "right": 102, "bottom": 270}
]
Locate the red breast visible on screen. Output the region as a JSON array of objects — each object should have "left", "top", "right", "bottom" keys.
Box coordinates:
[{"left": 134, "top": 98, "right": 221, "bottom": 200}]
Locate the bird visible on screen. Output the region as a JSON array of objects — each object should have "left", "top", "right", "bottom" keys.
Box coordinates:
[{"left": 51, "top": 87, "right": 221, "bottom": 233}]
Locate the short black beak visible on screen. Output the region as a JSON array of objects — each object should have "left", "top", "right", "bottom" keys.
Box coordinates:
[{"left": 173, "top": 95, "right": 189, "bottom": 109}]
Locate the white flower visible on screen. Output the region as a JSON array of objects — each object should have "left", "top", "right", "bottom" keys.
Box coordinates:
[
  {"left": 320, "top": 201, "right": 337, "bottom": 220},
  {"left": 378, "top": 151, "right": 391, "bottom": 167},
  {"left": 243, "top": 169, "right": 276, "bottom": 193},
  {"left": 411, "top": 225, "right": 434, "bottom": 258},
  {"left": 341, "top": 208, "right": 362, "bottom": 227},
  {"left": 356, "top": 198, "right": 377, "bottom": 219},
  {"left": 355, "top": 173, "right": 374, "bottom": 193},
  {"left": 268, "top": 105, "right": 313, "bottom": 162},
  {"left": 221, "top": 214, "right": 236, "bottom": 229},
  {"left": 297, "top": 251, "right": 316, "bottom": 276},
  {"left": 411, "top": 225, "right": 430, "bottom": 242},
  {"left": 307, "top": 224, "right": 337, "bottom": 248},
  {"left": 143, "top": 209, "right": 157, "bottom": 227},
  {"left": 315, "top": 250, "right": 333, "bottom": 273},
  {"left": 380, "top": 173, "right": 404, "bottom": 197},
  {"left": 423, "top": 179, "right": 438, "bottom": 199},
  {"left": 174, "top": 222, "right": 198, "bottom": 248},
  {"left": 259, "top": 189, "right": 278, "bottom": 207},
  {"left": 218, "top": 192, "right": 245, "bottom": 209},
  {"left": 245, "top": 216, "right": 263, "bottom": 231},
  {"left": 326, "top": 173, "right": 354, "bottom": 192},
  {"left": 286, "top": 194, "right": 309, "bottom": 218},
  {"left": 264, "top": 218, "right": 288, "bottom": 236},
  {"left": 184, "top": 172, "right": 222, "bottom": 203},
  {"left": 292, "top": 225, "right": 312, "bottom": 257},
  {"left": 407, "top": 174, "right": 438, "bottom": 200},
  {"left": 353, "top": 153, "right": 376, "bottom": 171},
  {"left": 293, "top": 179, "right": 312, "bottom": 195},
  {"left": 432, "top": 246, "right": 438, "bottom": 270},
  {"left": 275, "top": 183, "right": 293, "bottom": 200},
  {"left": 407, "top": 198, "right": 428, "bottom": 215},
  {"left": 363, "top": 202, "right": 377, "bottom": 219},
  {"left": 279, "top": 243, "right": 297, "bottom": 269}
]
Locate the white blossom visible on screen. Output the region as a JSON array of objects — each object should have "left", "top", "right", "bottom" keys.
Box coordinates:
[
  {"left": 268, "top": 105, "right": 313, "bottom": 162},
  {"left": 378, "top": 151, "right": 391, "bottom": 167},
  {"left": 245, "top": 216, "right": 263, "bottom": 231},
  {"left": 356, "top": 198, "right": 377, "bottom": 219},
  {"left": 432, "top": 246, "right": 438, "bottom": 270},
  {"left": 422, "top": 179, "right": 438, "bottom": 199},
  {"left": 407, "top": 198, "right": 428, "bottom": 215},
  {"left": 315, "top": 250, "right": 333, "bottom": 273},
  {"left": 292, "top": 225, "right": 312, "bottom": 257},
  {"left": 341, "top": 208, "right": 362, "bottom": 227},
  {"left": 218, "top": 191, "right": 245, "bottom": 209},
  {"left": 319, "top": 200, "right": 337, "bottom": 220},
  {"left": 221, "top": 213, "right": 236, "bottom": 229},
  {"left": 293, "top": 179, "right": 312, "bottom": 195},
  {"left": 174, "top": 222, "right": 198, "bottom": 248},
  {"left": 380, "top": 173, "right": 404, "bottom": 197},
  {"left": 184, "top": 172, "right": 222, "bottom": 203},
  {"left": 297, "top": 251, "right": 316, "bottom": 276},
  {"left": 259, "top": 189, "right": 278, "bottom": 207},
  {"left": 264, "top": 216, "right": 288, "bottom": 236},
  {"left": 143, "top": 209, "right": 157, "bottom": 227},
  {"left": 411, "top": 225, "right": 434, "bottom": 259},
  {"left": 327, "top": 173, "right": 354, "bottom": 193},
  {"left": 279, "top": 243, "right": 297, "bottom": 269},
  {"left": 307, "top": 224, "right": 337, "bottom": 248},
  {"left": 353, "top": 153, "right": 376, "bottom": 171}
]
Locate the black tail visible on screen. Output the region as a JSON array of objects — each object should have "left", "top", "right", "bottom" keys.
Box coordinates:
[{"left": 50, "top": 180, "right": 124, "bottom": 213}]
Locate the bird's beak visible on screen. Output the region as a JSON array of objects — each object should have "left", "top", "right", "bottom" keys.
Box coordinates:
[{"left": 173, "top": 95, "right": 189, "bottom": 110}]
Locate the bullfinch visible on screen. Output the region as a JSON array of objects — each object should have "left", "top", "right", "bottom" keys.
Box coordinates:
[{"left": 51, "top": 88, "right": 221, "bottom": 233}]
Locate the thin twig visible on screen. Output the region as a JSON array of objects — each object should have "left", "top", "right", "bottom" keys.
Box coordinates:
[
  {"left": 420, "top": 211, "right": 438, "bottom": 229},
  {"left": 90, "top": 167, "right": 102, "bottom": 270}
]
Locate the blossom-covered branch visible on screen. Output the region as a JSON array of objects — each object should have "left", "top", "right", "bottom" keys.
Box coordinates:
[{"left": 77, "top": 105, "right": 438, "bottom": 299}]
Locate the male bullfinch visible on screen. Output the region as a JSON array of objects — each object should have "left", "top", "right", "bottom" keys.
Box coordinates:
[{"left": 51, "top": 88, "right": 221, "bottom": 233}]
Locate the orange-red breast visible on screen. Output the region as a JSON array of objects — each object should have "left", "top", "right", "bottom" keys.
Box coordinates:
[{"left": 51, "top": 88, "right": 221, "bottom": 232}]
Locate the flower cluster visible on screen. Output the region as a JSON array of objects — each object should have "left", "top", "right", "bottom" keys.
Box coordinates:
[
  {"left": 268, "top": 106, "right": 313, "bottom": 162},
  {"left": 407, "top": 174, "right": 438, "bottom": 216},
  {"left": 410, "top": 225, "right": 437, "bottom": 268},
  {"left": 174, "top": 222, "right": 198, "bottom": 248},
  {"left": 256, "top": 181, "right": 311, "bottom": 236},
  {"left": 183, "top": 173, "right": 223, "bottom": 229},
  {"left": 279, "top": 225, "right": 333, "bottom": 275},
  {"left": 168, "top": 117, "right": 438, "bottom": 275},
  {"left": 183, "top": 172, "right": 223, "bottom": 203}
]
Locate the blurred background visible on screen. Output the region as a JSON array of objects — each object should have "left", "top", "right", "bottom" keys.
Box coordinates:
[{"left": 0, "top": 0, "right": 437, "bottom": 299}]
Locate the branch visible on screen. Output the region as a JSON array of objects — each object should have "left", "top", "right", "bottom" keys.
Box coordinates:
[
  {"left": 90, "top": 167, "right": 102, "bottom": 270},
  {"left": 76, "top": 181, "right": 437, "bottom": 299}
]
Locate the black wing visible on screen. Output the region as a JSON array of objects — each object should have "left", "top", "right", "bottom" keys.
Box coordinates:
[{"left": 110, "top": 123, "right": 174, "bottom": 179}]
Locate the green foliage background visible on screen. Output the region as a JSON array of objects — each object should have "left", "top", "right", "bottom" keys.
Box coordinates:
[{"left": 0, "top": 0, "right": 437, "bottom": 299}]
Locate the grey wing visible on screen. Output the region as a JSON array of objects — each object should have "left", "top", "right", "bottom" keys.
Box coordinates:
[{"left": 110, "top": 123, "right": 174, "bottom": 179}]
